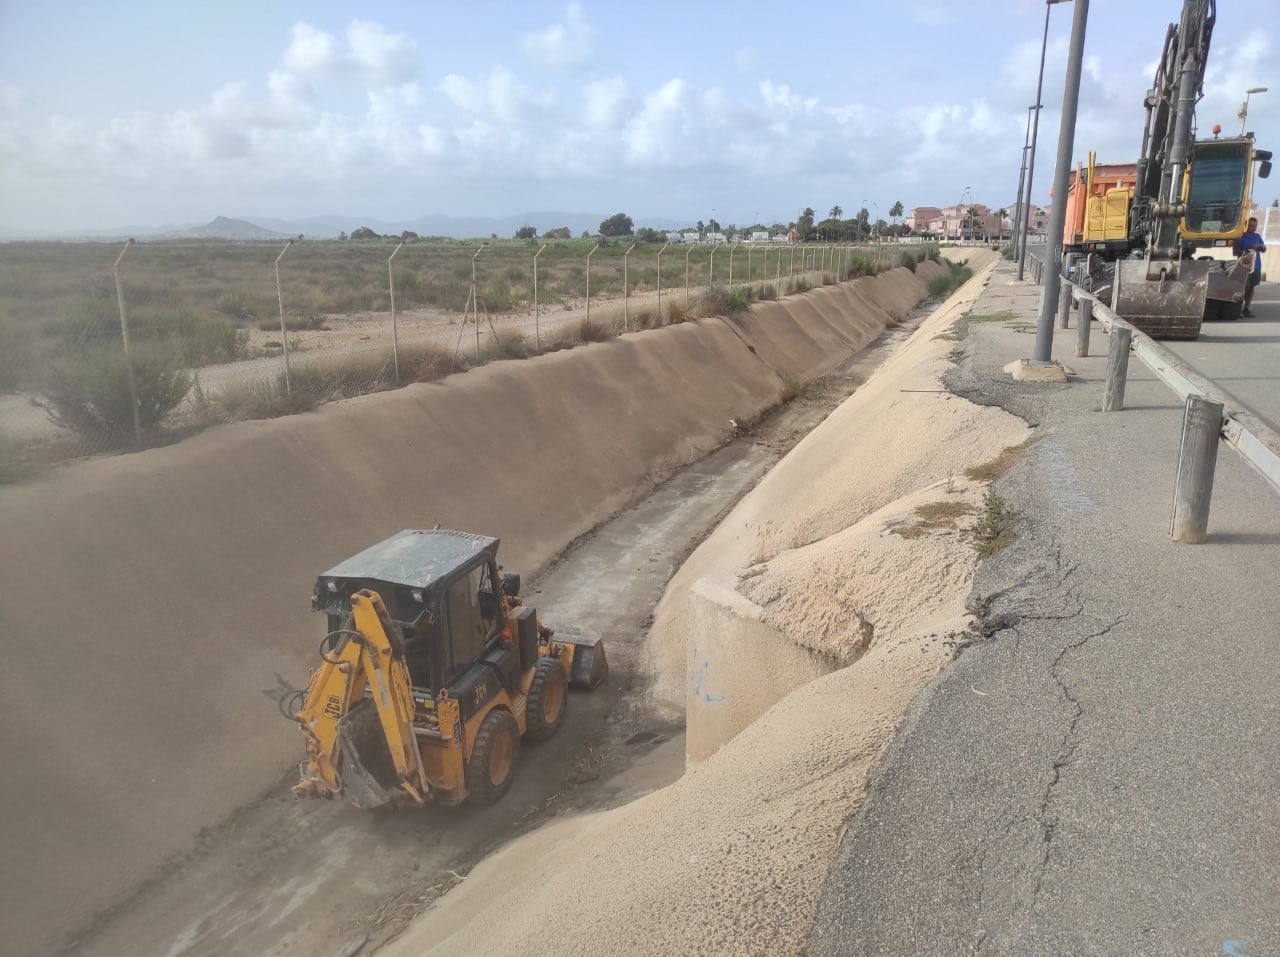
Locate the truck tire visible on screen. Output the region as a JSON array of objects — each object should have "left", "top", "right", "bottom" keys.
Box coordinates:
[
  {"left": 526, "top": 657, "right": 568, "bottom": 741},
  {"left": 465, "top": 708, "right": 519, "bottom": 804}
]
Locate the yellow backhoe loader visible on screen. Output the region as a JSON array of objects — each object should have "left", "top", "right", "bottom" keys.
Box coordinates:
[{"left": 289, "top": 529, "right": 607, "bottom": 808}]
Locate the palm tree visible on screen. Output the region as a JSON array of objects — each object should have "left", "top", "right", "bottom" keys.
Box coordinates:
[
  {"left": 829, "top": 205, "right": 843, "bottom": 220},
  {"left": 890, "top": 201, "right": 904, "bottom": 223}
]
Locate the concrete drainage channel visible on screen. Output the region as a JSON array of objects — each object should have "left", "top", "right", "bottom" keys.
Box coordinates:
[{"left": 63, "top": 298, "right": 945, "bottom": 957}]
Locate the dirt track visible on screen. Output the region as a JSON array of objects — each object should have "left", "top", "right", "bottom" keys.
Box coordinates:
[{"left": 0, "top": 264, "right": 946, "bottom": 956}]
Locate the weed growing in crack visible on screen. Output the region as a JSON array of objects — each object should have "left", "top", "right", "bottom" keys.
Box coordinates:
[{"left": 970, "top": 489, "right": 1015, "bottom": 558}]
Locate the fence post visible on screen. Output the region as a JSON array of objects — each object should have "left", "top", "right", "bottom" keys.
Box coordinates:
[
  {"left": 533, "top": 242, "right": 548, "bottom": 351},
  {"left": 1056, "top": 282, "right": 1072, "bottom": 329},
  {"left": 1075, "top": 297, "right": 1092, "bottom": 357},
  {"left": 470, "top": 242, "right": 487, "bottom": 356},
  {"left": 657, "top": 241, "right": 669, "bottom": 324},
  {"left": 709, "top": 244, "right": 717, "bottom": 289},
  {"left": 111, "top": 238, "right": 142, "bottom": 448},
  {"left": 275, "top": 239, "right": 295, "bottom": 393},
  {"left": 747, "top": 243, "right": 753, "bottom": 284},
  {"left": 1103, "top": 325, "right": 1132, "bottom": 411},
  {"left": 586, "top": 243, "right": 599, "bottom": 326},
  {"left": 1170, "top": 395, "right": 1224, "bottom": 544},
  {"left": 387, "top": 238, "right": 405, "bottom": 384},
  {"left": 728, "top": 243, "right": 736, "bottom": 286},
  {"left": 685, "top": 244, "right": 694, "bottom": 307},
  {"left": 623, "top": 242, "right": 637, "bottom": 331}
]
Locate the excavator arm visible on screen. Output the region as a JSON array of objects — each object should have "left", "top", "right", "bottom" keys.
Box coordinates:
[{"left": 293, "top": 589, "right": 430, "bottom": 806}]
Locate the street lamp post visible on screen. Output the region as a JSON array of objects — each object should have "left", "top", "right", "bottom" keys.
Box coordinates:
[
  {"left": 1239, "top": 86, "right": 1268, "bottom": 135},
  {"left": 1014, "top": 104, "right": 1039, "bottom": 257},
  {"left": 1032, "top": 0, "right": 1090, "bottom": 365},
  {"left": 1018, "top": 0, "right": 1072, "bottom": 281}
]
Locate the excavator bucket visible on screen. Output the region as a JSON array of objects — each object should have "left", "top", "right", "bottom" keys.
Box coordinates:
[
  {"left": 335, "top": 700, "right": 402, "bottom": 809},
  {"left": 1111, "top": 258, "right": 1210, "bottom": 339},
  {"left": 556, "top": 626, "right": 609, "bottom": 689}
]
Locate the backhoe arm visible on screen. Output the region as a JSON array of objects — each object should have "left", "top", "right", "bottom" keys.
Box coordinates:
[{"left": 293, "top": 590, "right": 429, "bottom": 804}]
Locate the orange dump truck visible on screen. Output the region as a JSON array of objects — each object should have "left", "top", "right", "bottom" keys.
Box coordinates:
[{"left": 1062, "top": 153, "right": 1138, "bottom": 256}]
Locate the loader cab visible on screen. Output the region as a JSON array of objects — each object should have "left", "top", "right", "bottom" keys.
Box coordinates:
[{"left": 311, "top": 529, "right": 508, "bottom": 691}]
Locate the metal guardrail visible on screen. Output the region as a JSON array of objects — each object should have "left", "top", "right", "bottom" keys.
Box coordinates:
[{"left": 1062, "top": 277, "right": 1280, "bottom": 496}]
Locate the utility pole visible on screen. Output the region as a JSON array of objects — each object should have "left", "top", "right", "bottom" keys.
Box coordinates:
[{"left": 1032, "top": 0, "right": 1089, "bottom": 364}]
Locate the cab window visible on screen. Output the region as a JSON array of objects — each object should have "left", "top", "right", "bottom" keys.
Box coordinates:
[{"left": 445, "top": 566, "right": 488, "bottom": 680}]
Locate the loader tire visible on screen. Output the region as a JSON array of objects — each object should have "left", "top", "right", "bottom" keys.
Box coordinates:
[
  {"left": 526, "top": 657, "right": 568, "bottom": 741},
  {"left": 466, "top": 708, "right": 519, "bottom": 804}
]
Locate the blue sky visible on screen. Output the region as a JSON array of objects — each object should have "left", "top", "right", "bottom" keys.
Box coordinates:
[{"left": 1, "top": 0, "right": 1276, "bottom": 235}]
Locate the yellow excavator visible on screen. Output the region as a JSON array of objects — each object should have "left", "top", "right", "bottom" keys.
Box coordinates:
[
  {"left": 1065, "top": 0, "right": 1271, "bottom": 337},
  {"left": 289, "top": 529, "right": 607, "bottom": 808}
]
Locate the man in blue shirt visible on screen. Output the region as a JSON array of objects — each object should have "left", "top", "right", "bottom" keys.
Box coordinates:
[{"left": 1233, "top": 216, "right": 1267, "bottom": 317}]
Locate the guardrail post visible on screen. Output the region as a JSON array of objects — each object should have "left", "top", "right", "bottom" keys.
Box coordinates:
[
  {"left": 1103, "top": 325, "right": 1132, "bottom": 411},
  {"left": 1056, "top": 283, "right": 1072, "bottom": 329},
  {"left": 1075, "top": 297, "right": 1092, "bottom": 357},
  {"left": 1170, "top": 395, "right": 1224, "bottom": 544}
]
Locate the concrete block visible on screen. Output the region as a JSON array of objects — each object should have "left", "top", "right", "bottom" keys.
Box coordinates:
[
  {"left": 1003, "top": 358, "right": 1071, "bottom": 383},
  {"left": 686, "top": 569, "right": 831, "bottom": 763}
]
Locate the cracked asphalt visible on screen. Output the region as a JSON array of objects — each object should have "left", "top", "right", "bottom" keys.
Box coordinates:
[{"left": 808, "top": 263, "right": 1280, "bottom": 956}]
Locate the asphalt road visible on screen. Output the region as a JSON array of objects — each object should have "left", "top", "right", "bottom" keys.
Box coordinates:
[
  {"left": 809, "top": 264, "right": 1280, "bottom": 956},
  {"left": 1171, "top": 283, "right": 1280, "bottom": 434}
]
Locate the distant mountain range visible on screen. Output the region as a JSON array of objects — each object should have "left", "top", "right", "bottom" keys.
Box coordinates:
[{"left": 14, "top": 212, "right": 692, "bottom": 242}]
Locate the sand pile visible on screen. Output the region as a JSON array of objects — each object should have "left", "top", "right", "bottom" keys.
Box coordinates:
[
  {"left": 383, "top": 251, "right": 1034, "bottom": 956},
  {"left": 739, "top": 478, "right": 991, "bottom": 665},
  {"left": 383, "top": 617, "right": 959, "bottom": 957}
]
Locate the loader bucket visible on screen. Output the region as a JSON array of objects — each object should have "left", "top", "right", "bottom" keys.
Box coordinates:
[
  {"left": 1112, "top": 258, "right": 1210, "bottom": 339},
  {"left": 556, "top": 626, "right": 609, "bottom": 689},
  {"left": 335, "top": 700, "right": 400, "bottom": 809}
]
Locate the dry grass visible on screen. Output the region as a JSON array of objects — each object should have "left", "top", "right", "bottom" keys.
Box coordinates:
[
  {"left": 890, "top": 499, "right": 976, "bottom": 539},
  {"left": 964, "top": 435, "right": 1040, "bottom": 482}
]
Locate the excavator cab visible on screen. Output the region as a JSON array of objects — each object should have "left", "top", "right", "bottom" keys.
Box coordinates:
[{"left": 293, "top": 529, "right": 607, "bottom": 809}]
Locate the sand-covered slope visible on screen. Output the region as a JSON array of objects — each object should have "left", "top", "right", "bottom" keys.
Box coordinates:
[
  {"left": 382, "top": 250, "right": 1029, "bottom": 957},
  {"left": 0, "top": 265, "right": 944, "bottom": 956}
]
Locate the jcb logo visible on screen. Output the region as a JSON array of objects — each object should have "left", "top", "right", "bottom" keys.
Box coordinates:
[
  {"left": 323, "top": 695, "right": 342, "bottom": 719},
  {"left": 472, "top": 683, "right": 487, "bottom": 708}
]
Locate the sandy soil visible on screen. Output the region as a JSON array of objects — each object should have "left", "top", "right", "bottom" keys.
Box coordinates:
[
  {"left": 381, "top": 251, "right": 1026, "bottom": 956},
  {"left": 0, "top": 265, "right": 943, "bottom": 957}
]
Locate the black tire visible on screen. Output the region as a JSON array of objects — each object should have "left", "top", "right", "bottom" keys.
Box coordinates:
[
  {"left": 526, "top": 657, "right": 569, "bottom": 741},
  {"left": 465, "top": 708, "right": 519, "bottom": 804},
  {"left": 1221, "top": 300, "right": 1243, "bottom": 321},
  {"left": 1203, "top": 298, "right": 1224, "bottom": 322}
]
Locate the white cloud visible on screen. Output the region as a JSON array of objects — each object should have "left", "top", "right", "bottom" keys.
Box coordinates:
[
  {"left": 521, "top": 3, "right": 594, "bottom": 70},
  {"left": 281, "top": 20, "right": 419, "bottom": 88},
  {"left": 583, "top": 77, "right": 630, "bottom": 129}
]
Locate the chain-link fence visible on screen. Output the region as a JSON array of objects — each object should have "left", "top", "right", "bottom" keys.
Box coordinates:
[{"left": 0, "top": 237, "right": 941, "bottom": 476}]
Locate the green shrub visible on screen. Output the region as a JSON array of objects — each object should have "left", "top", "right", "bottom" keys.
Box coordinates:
[
  {"left": 696, "top": 284, "right": 751, "bottom": 318},
  {"left": 926, "top": 274, "right": 954, "bottom": 297},
  {"left": 899, "top": 252, "right": 918, "bottom": 272},
  {"left": 481, "top": 279, "right": 517, "bottom": 313},
  {"left": 757, "top": 283, "right": 778, "bottom": 302},
  {"left": 36, "top": 344, "right": 191, "bottom": 447}
]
